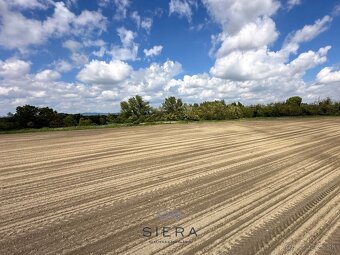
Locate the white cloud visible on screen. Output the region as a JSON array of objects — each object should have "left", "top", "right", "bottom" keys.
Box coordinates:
[
  {"left": 215, "top": 17, "right": 278, "bottom": 57},
  {"left": 288, "top": 47, "right": 331, "bottom": 76},
  {"left": 144, "top": 45, "right": 163, "bottom": 57},
  {"left": 35, "top": 69, "right": 61, "bottom": 81},
  {"left": 76, "top": 60, "right": 132, "bottom": 85},
  {"left": 316, "top": 67, "right": 340, "bottom": 84},
  {"left": 287, "top": 0, "right": 301, "bottom": 10},
  {"left": 333, "top": 5, "right": 340, "bottom": 16},
  {"left": 3, "top": 0, "right": 48, "bottom": 9},
  {"left": 0, "top": 1, "right": 107, "bottom": 51},
  {"left": 109, "top": 45, "right": 138, "bottom": 61},
  {"left": 0, "top": 0, "right": 339, "bottom": 115},
  {"left": 73, "top": 10, "right": 107, "bottom": 33},
  {"left": 0, "top": 58, "right": 30, "bottom": 79},
  {"left": 113, "top": 0, "right": 130, "bottom": 20},
  {"left": 108, "top": 27, "right": 139, "bottom": 61},
  {"left": 285, "top": 16, "right": 332, "bottom": 47},
  {"left": 278, "top": 15, "right": 332, "bottom": 60},
  {"left": 204, "top": 0, "right": 333, "bottom": 88},
  {"left": 117, "top": 27, "right": 136, "bottom": 47},
  {"left": 202, "top": 0, "right": 280, "bottom": 33},
  {"left": 141, "top": 17, "right": 153, "bottom": 33},
  {"left": 169, "top": 0, "right": 195, "bottom": 22},
  {"left": 211, "top": 43, "right": 331, "bottom": 82},
  {"left": 131, "top": 11, "right": 141, "bottom": 28},
  {"left": 54, "top": 60, "right": 73, "bottom": 73},
  {"left": 62, "top": 39, "right": 107, "bottom": 66},
  {"left": 63, "top": 40, "right": 82, "bottom": 52},
  {"left": 62, "top": 40, "right": 89, "bottom": 66},
  {"left": 131, "top": 60, "right": 182, "bottom": 92}
]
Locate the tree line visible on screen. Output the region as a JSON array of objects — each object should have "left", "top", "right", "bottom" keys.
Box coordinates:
[{"left": 1, "top": 96, "right": 339, "bottom": 131}]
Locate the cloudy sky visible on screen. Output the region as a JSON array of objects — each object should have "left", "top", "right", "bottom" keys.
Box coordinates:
[{"left": 0, "top": 0, "right": 340, "bottom": 115}]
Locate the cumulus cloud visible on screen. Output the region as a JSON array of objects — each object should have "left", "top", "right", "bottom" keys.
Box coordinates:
[
  {"left": 186, "top": 0, "right": 337, "bottom": 105},
  {"left": 131, "top": 60, "right": 182, "bottom": 92},
  {"left": 35, "top": 69, "right": 61, "bottom": 81},
  {"left": 63, "top": 40, "right": 81, "bottom": 52},
  {"left": 76, "top": 60, "right": 132, "bottom": 85},
  {"left": 117, "top": 27, "right": 135, "bottom": 47},
  {"left": 215, "top": 17, "right": 278, "bottom": 57},
  {"left": 144, "top": 45, "right": 163, "bottom": 57},
  {"left": 0, "top": 1, "right": 107, "bottom": 51},
  {"left": 109, "top": 27, "right": 139, "bottom": 61},
  {"left": 202, "top": 0, "right": 280, "bottom": 33},
  {"left": 204, "top": 0, "right": 333, "bottom": 88},
  {"left": 0, "top": 58, "right": 184, "bottom": 114},
  {"left": 316, "top": 67, "right": 340, "bottom": 84},
  {"left": 62, "top": 39, "right": 107, "bottom": 66},
  {"left": 211, "top": 46, "right": 330, "bottom": 81},
  {"left": 54, "top": 60, "right": 73, "bottom": 73},
  {"left": 0, "top": 0, "right": 338, "bottom": 115},
  {"left": 0, "top": 57, "right": 104, "bottom": 114},
  {"left": 0, "top": 58, "right": 30, "bottom": 79}
]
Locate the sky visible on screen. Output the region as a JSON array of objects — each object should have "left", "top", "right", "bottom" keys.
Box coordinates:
[{"left": 0, "top": 0, "right": 340, "bottom": 115}]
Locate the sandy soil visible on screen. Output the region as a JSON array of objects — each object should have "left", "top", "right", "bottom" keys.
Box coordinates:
[{"left": 0, "top": 118, "right": 339, "bottom": 255}]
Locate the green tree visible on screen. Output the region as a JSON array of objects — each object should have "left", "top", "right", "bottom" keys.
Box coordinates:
[
  {"left": 14, "top": 105, "right": 39, "bottom": 128},
  {"left": 36, "top": 107, "right": 58, "bottom": 127},
  {"left": 162, "top": 96, "right": 185, "bottom": 120},
  {"left": 120, "top": 95, "right": 151, "bottom": 121},
  {"left": 78, "top": 118, "right": 92, "bottom": 126},
  {"left": 63, "top": 115, "right": 76, "bottom": 127},
  {"left": 162, "top": 97, "right": 184, "bottom": 114},
  {"left": 286, "top": 96, "right": 302, "bottom": 106}
]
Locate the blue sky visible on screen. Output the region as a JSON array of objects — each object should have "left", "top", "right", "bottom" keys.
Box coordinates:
[{"left": 0, "top": 0, "right": 340, "bottom": 115}]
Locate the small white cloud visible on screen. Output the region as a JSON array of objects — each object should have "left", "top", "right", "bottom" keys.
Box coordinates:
[
  {"left": 332, "top": 5, "right": 340, "bottom": 16},
  {"left": 113, "top": 0, "right": 131, "bottom": 20},
  {"left": 109, "top": 45, "right": 139, "bottom": 61},
  {"left": 76, "top": 60, "right": 132, "bottom": 85},
  {"left": 131, "top": 11, "right": 141, "bottom": 28},
  {"left": 141, "top": 17, "right": 153, "bottom": 33},
  {"left": 316, "top": 67, "right": 340, "bottom": 84},
  {"left": 63, "top": 40, "right": 82, "bottom": 52},
  {"left": 117, "top": 27, "right": 136, "bottom": 47},
  {"left": 35, "top": 69, "right": 61, "bottom": 81},
  {"left": 55, "top": 60, "right": 73, "bottom": 73},
  {"left": 287, "top": 0, "right": 301, "bottom": 10},
  {"left": 286, "top": 16, "right": 332, "bottom": 46},
  {"left": 108, "top": 27, "right": 139, "bottom": 61},
  {"left": 144, "top": 45, "right": 163, "bottom": 57},
  {"left": 169, "top": 0, "right": 195, "bottom": 22}
]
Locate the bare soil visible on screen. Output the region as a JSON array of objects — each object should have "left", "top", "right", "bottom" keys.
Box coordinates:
[{"left": 0, "top": 118, "right": 339, "bottom": 255}]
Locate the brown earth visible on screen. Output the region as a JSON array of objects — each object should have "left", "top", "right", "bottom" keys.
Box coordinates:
[{"left": 0, "top": 118, "right": 339, "bottom": 255}]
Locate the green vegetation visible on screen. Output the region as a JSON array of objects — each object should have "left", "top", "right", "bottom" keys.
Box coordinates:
[{"left": 1, "top": 96, "right": 340, "bottom": 132}]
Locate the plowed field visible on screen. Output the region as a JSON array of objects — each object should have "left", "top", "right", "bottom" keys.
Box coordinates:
[{"left": 1, "top": 118, "right": 339, "bottom": 254}]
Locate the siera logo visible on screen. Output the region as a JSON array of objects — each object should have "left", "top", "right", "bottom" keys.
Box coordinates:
[{"left": 143, "top": 226, "right": 198, "bottom": 238}]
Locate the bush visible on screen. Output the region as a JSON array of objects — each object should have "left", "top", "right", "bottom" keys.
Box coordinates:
[{"left": 78, "top": 118, "right": 92, "bottom": 126}]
